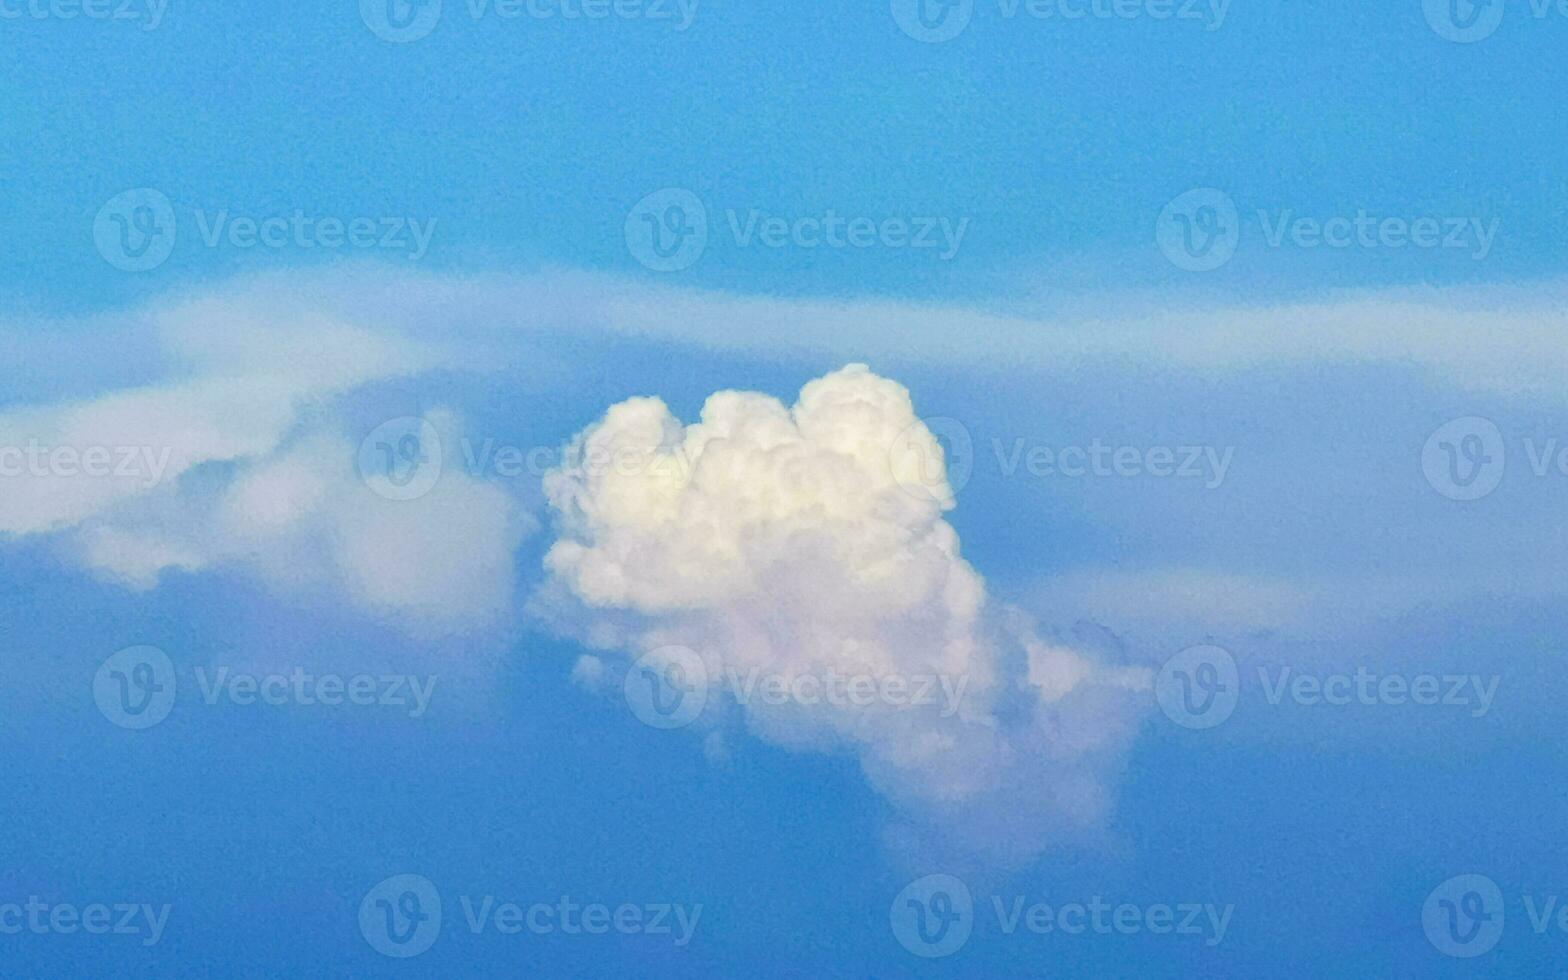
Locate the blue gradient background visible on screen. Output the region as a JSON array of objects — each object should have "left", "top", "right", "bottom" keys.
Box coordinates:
[{"left": 2, "top": 1, "right": 1567, "bottom": 976}]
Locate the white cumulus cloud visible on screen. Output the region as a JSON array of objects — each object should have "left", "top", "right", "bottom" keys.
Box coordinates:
[{"left": 537, "top": 364, "right": 1150, "bottom": 860}]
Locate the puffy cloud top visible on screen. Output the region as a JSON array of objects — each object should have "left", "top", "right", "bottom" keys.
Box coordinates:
[{"left": 541, "top": 365, "right": 1149, "bottom": 852}]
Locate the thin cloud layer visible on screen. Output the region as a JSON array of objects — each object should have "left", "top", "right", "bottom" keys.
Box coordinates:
[
  {"left": 78, "top": 423, "right": 527, "bottom": 626},
  {"left": 0, "top": 287, "right": 525, "bottom": 626}
]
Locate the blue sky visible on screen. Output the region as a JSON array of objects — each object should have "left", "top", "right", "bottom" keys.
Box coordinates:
[{"left": 3, "top": 1, "right": 1568, "bottom": 976}]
